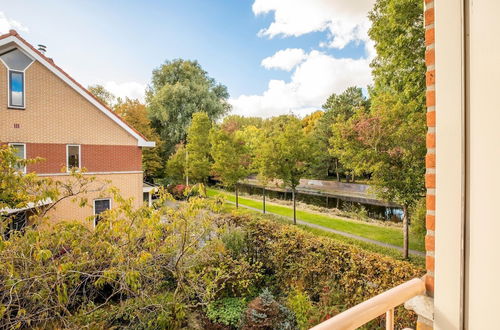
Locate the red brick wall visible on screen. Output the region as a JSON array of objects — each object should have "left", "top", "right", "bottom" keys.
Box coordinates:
[
  {"left": 23, "top": 143, "right": 142, "bottom": 173},
  {"left": 424, "top": 0, "right": 436, "bottom": 295}
]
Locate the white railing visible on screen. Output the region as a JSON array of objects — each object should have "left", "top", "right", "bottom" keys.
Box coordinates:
[{"left": 310, "top": 278, "right": 426, "bottom": 330}]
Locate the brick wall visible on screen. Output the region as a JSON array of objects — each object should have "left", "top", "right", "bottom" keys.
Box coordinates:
[
  {"left": 0, "top": 60, "right": 137, "bottom": 146},
  {"left": 424, "top": 0, "right": 436, "bottom": 295},
  {"left": 23, "top": 143, "right": 142, "bottom": 173}
]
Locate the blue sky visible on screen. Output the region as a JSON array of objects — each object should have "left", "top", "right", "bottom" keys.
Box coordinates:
[{"left": 0, "top": 0, "right": 375, "bottom": 117}]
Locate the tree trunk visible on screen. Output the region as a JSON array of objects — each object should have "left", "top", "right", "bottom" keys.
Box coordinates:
[
  {"left": 352, "top": 173, "right": 355, "bottom": 183},
  {"left": 263, "top": 187, "right": 266, "bottom": 214},
  {"left": 402, "top": 205, "right": 409, "bottom": 259},
  {"left": 235, "top": 184, "right": 239, "bottom": 209},
  {"left": 326, "top": 196, "right": 329, "bottom": 208},
  {"left": 292, "top": 188, "right": 297, "bottom": 225}
]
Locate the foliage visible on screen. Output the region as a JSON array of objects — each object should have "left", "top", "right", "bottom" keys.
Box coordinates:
[
  {"left": 368, "top": 0, "right": 426, "bottom": 106},
  {"left": 242, "top": 288, "right": 296, "bottom": 330},
  {"left": 286, "top": 288, "right": 313, "bottom": 330},
  {"left": 410, "top": 198, "right": 426, "bottom": 241},
  {"left": 257, "top": 115, "right": 310, "bottom": 191},
  {"left": 206, "top": 297, "right": 247, "bottom": 327},
  {"left": 210, "top": 126, "right": 251, "bottom": 189},
  {"left": 147, "top": 59, "right": 231, "bottom": 155},
  {"left": 186, "top": 112, "right": 213, "bottom": 185},
  {"left": 114, "top": 98, "right": 164, "bottom": 180},
  {"left": 88, "top": 84, "right": 116, "bottom": 107},
  {"left": 323, "top": 86, "right": 369, "bottom": 120},
  {"left": 165, "top": 143, "right": 187, "bottom": 184},
  {"left": 222, "top": 115, "right": 263, "bottom": 132}
]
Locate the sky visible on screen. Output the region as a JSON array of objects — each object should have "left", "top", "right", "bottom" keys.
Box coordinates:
[{"left": 0, "top": 0, "right": 375, "bottom": 118}]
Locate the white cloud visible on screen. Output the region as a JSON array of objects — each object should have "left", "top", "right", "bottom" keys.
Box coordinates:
[
  {"left": 230, "top": 50, "right": 371, "bottom": 118},
  {"left": 261, "top": 48, "right": 307, "bottom": 71},
  {"left": 252, "top": 0, "right": 374, "bottom": 50},
  {"left": 0, "top": 12, "right": 29, "bottom": 34},
  {"left": 103, "top": 81, "right": 146, "bottom": 102}
]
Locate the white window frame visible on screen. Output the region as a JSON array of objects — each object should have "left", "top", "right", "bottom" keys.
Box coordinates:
[
  {"left": 93, "top": 198, "right": 112, "bottom": 228},
  {"left": 8, "top": 69, "right": 25, "bottom": 109},
  {"left": 66, "top": 144, "right": 81, "bottom": 171},
  {"left": 8, "top": 142, "right": 26, "bottom": 173}
]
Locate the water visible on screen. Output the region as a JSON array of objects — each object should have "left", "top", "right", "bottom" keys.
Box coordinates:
[{"left": 235, "top": 183, "right": 404, "bottom": 222}]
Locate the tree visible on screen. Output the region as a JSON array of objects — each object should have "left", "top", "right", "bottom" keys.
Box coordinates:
[
  {"left": 367, "top": 0, "right": 426, "bottom": 258},
  {"left": 114, "top": 98, "right": 164, "bottom": 181},
  {"left": 210, "top": 127, "right": 250, "bottom": 208},
  {"left": 368, "top": 0, "right": 425, "bottom": 106},
  {"left": 221, "top": 115, "right": 263, "bottom": 132},
  {"left": 165, "top": 143, "right": 188, "bottom": 184},
  {"left": 186, "top": 112, "right": 213, "bottom": 188},
  {"left": 88, "top": 84, "right": 116, "bottom": 107},
  {"left": 257, "top": 115, "right": 310, "bottom": 224},
  {"left": 147, "top": 59, "right": 231, "bottom": 156}
]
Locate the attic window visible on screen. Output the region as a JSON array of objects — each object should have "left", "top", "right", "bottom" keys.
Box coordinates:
[{"left": 0, "top": 48, "right": 33, "bottom": 109}]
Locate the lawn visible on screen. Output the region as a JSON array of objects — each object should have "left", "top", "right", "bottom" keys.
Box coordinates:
[{"left": 207, "top": 188, "right": 425, "bottom": 252}]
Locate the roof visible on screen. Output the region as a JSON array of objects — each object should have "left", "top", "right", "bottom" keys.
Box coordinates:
[
  {"left": 0, "top": 30, "right": 155, "bottom": 148},
  {"left": 0, "top": 199, "right": 52, "bottom": 215}
]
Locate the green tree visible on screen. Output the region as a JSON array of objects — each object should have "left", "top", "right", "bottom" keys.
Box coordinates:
[
  {"left": 114, "top": 98, "right": 164, "bottom": 181},
  {"left": 221, "top": 115, "right": 263, "bottom": 132},
  {"left": 257, "top": 115, "right": 310, "bottom": 224},
  {"left": 186, "top": 112, "right": 213, "bottom": 188},
  {"left": 88, "top": 84, "right": 116, "bottom": 107},
  {"left": 368, "top": 0, "right": 425, "bottom": 106},
  {"left": 210, "top": 126, "right": 250, "bottom": 208},
  {"left": 367, "top": 0, "right": 426, "bottom": 258},
  {"left": 165, "top": 143, "right": 188, "bottom": 184},
  {"left": 147, "top": 59, "right": 231, "bottom": 156}
]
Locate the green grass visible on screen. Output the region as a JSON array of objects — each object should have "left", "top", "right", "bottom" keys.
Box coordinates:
[{"left": 208, "top": 188, "right": 425, "bottom": 252}]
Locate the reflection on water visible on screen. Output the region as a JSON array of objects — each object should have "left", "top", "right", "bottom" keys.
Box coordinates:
[{"left": 236, "top": 183, "right": 404, "bottom": 221}]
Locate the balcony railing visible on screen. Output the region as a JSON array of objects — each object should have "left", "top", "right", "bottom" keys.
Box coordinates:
[{"left": 310, "top": 277, "right": 426, "bottom": 330}]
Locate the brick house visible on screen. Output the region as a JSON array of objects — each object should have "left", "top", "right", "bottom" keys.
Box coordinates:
[{"left": 0, "top": 30, "right": 155, "bottom": 227}]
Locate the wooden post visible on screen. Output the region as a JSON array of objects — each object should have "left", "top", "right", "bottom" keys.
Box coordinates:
[
  {"left": 402, "top": 205, "right": 409, "bottom": 259},
  {"left": 235, "top": 183, "right": 239, "bottom": 209},
  {"left": 263, "top": 187, "right": 266, "bottom": 214},
  {"left": 326, "top": 196, "right": 329, "bottom": 208},
  {"left": 292, "top": 188, "right": 296, "bottom": 225},
  {"left": 385, "top": 308, "right": 394, "bottom": 330}
]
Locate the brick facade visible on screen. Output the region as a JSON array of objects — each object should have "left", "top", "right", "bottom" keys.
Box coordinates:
[
  {"left": 0, "top": 31, "right": 150, "bottom": 224},
  {"left": 424, "top": 0, "right": 436, "bottom": 295},
  {"left": 22, "top": 143, "right": 142, "bottom": 174}
]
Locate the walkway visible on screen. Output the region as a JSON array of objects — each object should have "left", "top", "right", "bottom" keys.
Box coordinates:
[{"left": 225, "top": 200, "right": 425, "bottom": 257}]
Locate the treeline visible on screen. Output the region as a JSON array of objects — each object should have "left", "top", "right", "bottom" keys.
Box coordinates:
[{"left": 88, "top": 0, "right": 426, "bottom": 258}]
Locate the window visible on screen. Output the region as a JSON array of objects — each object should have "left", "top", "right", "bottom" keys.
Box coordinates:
[
  {"left": 1, "top": 48, "right": 33, "bottom": 109},
  {"left": 66, "top": 145, "right": 80, "bottom": 170},
  {"left": 9, "top": 71, "right": 24, "bottom": 108},
  {"left": 9, "top": 143, "right": 26, "bottom": 173},
  {"left": 93, "top": 199, "right": 111, "bottom": 226}
]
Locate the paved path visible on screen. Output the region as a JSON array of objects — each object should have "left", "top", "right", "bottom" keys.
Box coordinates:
[{"left": 226, "top": 200, "right": 425, "bottom": 257}]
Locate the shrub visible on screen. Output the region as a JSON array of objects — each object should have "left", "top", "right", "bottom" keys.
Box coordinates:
[
  {"left": 286, "top": 288, "right": 313, "bottom": 330},
  {"left": 410, "top": 198, "right": 426, "bottom": 241},
  {"left": 242, "top": 289, "right": 296, "bottom": 330},
  {"left": 206, "top": 297, "right": 247, "bottom": 327}
]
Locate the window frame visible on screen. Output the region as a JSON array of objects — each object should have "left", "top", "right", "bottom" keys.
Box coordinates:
[
  {"left": 8, "top": 142, "right": 26, "bottom": 173},
  {"left": 8, "top": 69, "right": 25, "bottom": 109},
  {"left": 66, "top": 144, "right": 81, "bottom": 171},
  {"left": 93, "top": 198, "right": 112, "bottom": 228}
]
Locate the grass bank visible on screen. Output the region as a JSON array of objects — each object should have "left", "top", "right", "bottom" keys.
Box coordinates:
[{"left": 208, "top": 188, "right": 425, "bottom": 253}]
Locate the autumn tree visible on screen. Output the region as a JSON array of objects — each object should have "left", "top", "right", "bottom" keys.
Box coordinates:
[
  {"left": 210, "top": 126, "right": 250, "bottom": 207},
  {"left": 114, "top": 98, "right": 164, "bottom": 181},
  {"left": 147, "top": 59, "right": 231, "bottom": 156},
  {"left": 88, "top": 84, "right": 116, "bottom": 107},
  {"left": 257, "top": 115, "right": 310, "bottom": 224},
  {"left": 186, "top": 112, "right": 213, "bottom": 188}
]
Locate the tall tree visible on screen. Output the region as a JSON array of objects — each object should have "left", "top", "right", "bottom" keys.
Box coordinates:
[
  {"left": 257, "top": 115, "right": 310, "bottom": 224},
  {"left": 186, "top": 112, "right": 213, "bottom": 188},
  {"left": 366, "top": 0, "right": 426, "bottom": 258},
  {"left": 147, "top": 59, "right": 231, "bottom": 156},
  {"left": 165, "top": 143, "right": 188, "bottom": 184},
  {"left": 210, "top": 126, "right": 250, "bottom": 207},
  {"left": 114, "top": 98, "right": 164, "bottom": 181},
  {"left": 88, "top": 84, "right": 116, "bottom": 107}
]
